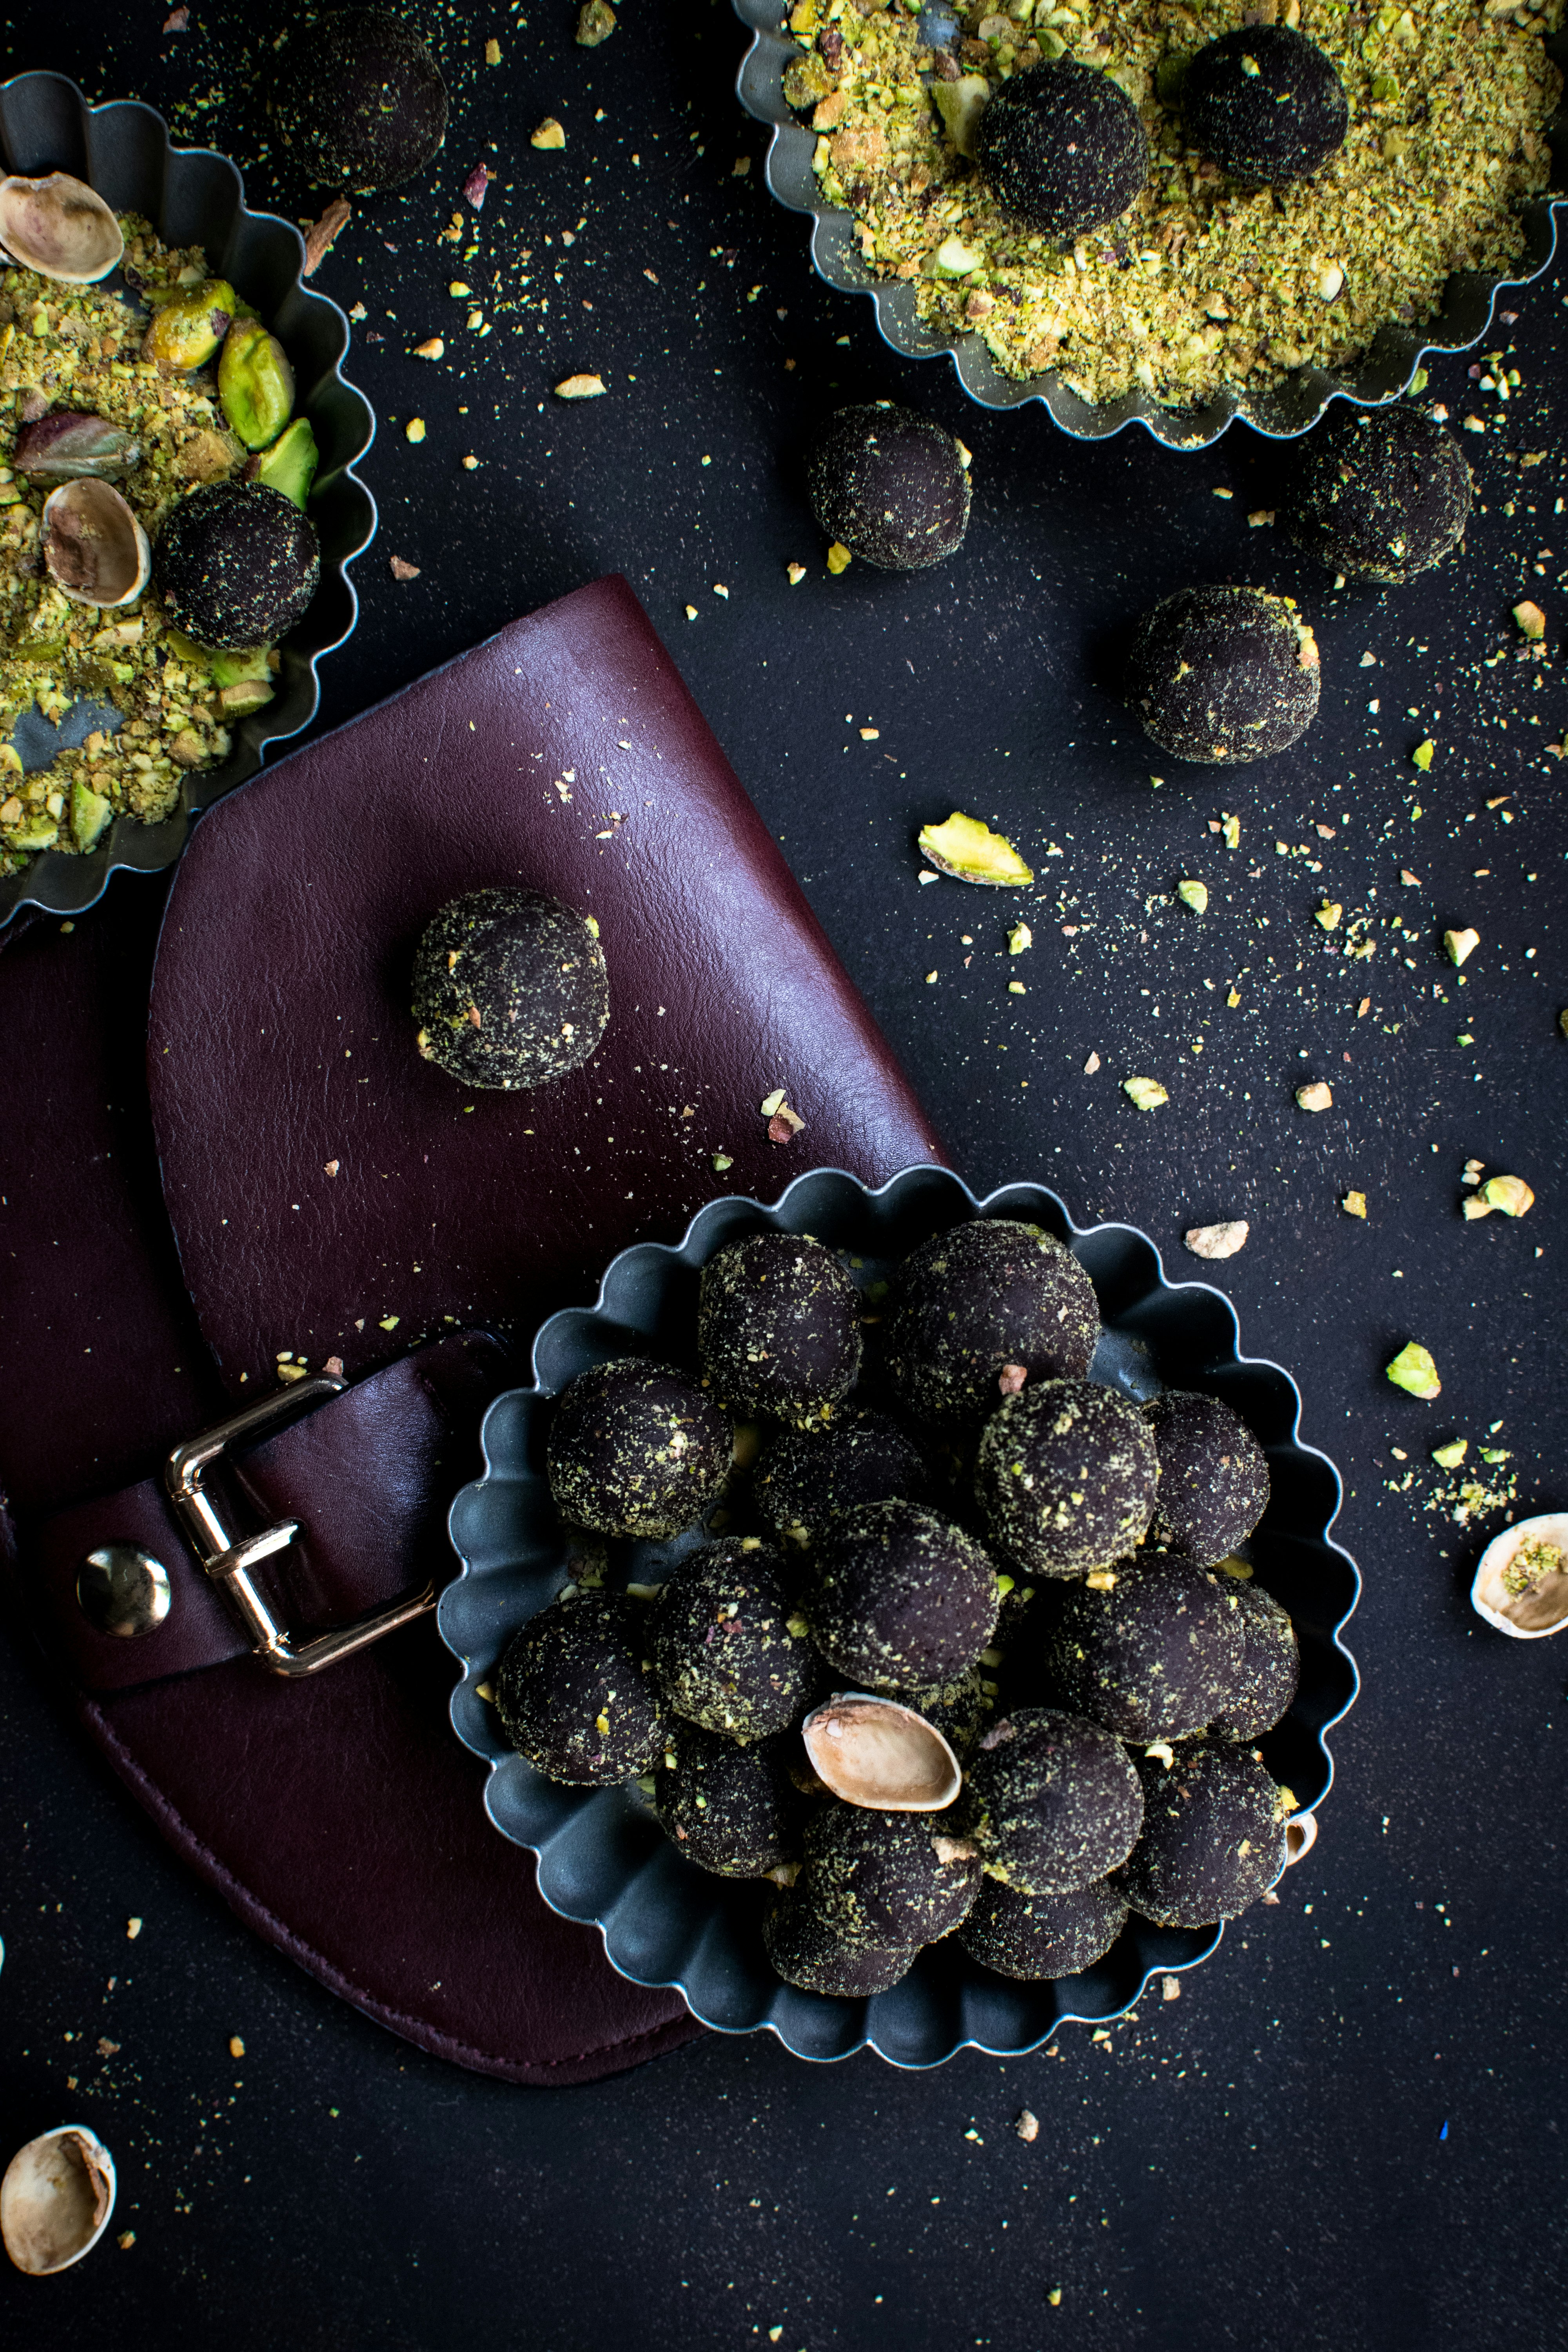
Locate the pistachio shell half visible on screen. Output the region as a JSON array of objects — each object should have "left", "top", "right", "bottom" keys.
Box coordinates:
[
  {"left": 14, "top": 410, "right": 141, "bottom": 483},
  {"left": 42, "top": 479, "right": 151, "bottom": 609},
  {"left": 1471, "top": 1512, "right": 1568, "bottom": 1639},
  {"left": 0, "top": 172, "right": 123, "bottom": 283},
  {"left": 1, "top": 2126, "right": 116, "bottom": 2274},
  {"left": 801, "top": 1693, "right": 962, "bottom": 1812}
]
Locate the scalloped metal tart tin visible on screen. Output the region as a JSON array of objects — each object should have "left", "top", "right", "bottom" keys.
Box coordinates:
[{"left": 440, "top": 1165, "right": 1361, "bottom": 2067}]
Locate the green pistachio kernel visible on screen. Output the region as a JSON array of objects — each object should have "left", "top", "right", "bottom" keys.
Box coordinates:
[
  {"left": 143, "top": 280, "right": 236, "bottom": 372},
  {"left": 219, "top": 319, "right": 296, "bottom": 451},
  {"left": 1386, "top": 1341, "right": 1441, "bottom": 1400}
]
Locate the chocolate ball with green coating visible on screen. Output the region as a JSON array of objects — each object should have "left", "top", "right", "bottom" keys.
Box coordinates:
[
  {"left": 1122, "top": 1743, "right": 1289, "bottom": 1926},
  {"left": 753, "top": 1410, "right": 927, "bottom": 1550},
  {"left": 1207, "top": 1578, "right": 1299, "bottom": 1742},
  {"left": 495, "top": 1589, "right": 668, "bottom": 1786},
  {"left": 974, "top": 1378, "right": 1158, "bottom": 1579},
  {"left": 1125, "top": 586, "right": 1320, "bottom": 765},
  {"left": 1183, "top": 25, "right": 1348, "bottom": 185},
  {"left": 967, "top": 1706, "right": 1143, "bottom": 1895},
  {"left": 1143, "top": 1389, "right": 1270, "bottom": 1568},
  {"left": 886, "top": 1662, "right": 993, "bottom": 1762},
  {"left": 1282, "top": 402, "right": 1472, "bottom": 584},
  {"left": 650, "top": 1537, "right": 818, "bottom": 1741},
  {"left": 412, "top": 886, "right": 609, "bottom": 1091},
  {"left": 800, "top": 1800, "right": 981, "bottom": 1947},
  {"left": 1041, "top": 1553, "right": 1245, "bottom": 1740},
  {"left": 655, "top": 1724, "right": 804, "bottom": 1877},
  {"left": 975, "top": 58, "right": 1149, "bottom": 239},
  {"left": 546, "top": 1358, "right": 731, "bottom": 1537},
  {"left": 959, "top": 1875, "right": 1129, "bottom": 1980},
  {"left": 277, "top": 9, "right": 448, "bottom": 192},
  {"left": 697, "top": 1230, "right": 862, "bottom": 1427},
  {"left": 805, "top": 402, "right": 971, "bottom": 571},
  {"left": 153, "top": 479, "right": 319, "bottom": 651},
  {"left": 762, "top": 1887, "right": 916, "bottom": 1996},
  {"left": 809, "top": 1499, "right": 1001, "bottom": 1690},
  {"left": 883, "top": 1219, "right": 1100, "bottom": 1433}
]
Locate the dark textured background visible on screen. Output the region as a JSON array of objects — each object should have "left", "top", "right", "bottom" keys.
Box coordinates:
[{"left": 2, "top": 2, "right": 1565, "bottom": 2345}]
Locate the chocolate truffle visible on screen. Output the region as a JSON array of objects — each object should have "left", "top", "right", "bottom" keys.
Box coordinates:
[
  {"left": 697, "top": 1231, "right": 862, "bottom": 1427},
  {"left": 754, "top": 1410, "right": 927, "bottom": 1550},
  {"left": 1122, "top": 1743, "right": 1289, "bottom": 1926},
  {"left": 495, "top": 1590, "right": 668, "bottom": 1786},
  {"left": 1183, "top": 26, "right": 1348, "bottom": 185},
  {"left": 975, "top": 58, "right": 1149, "bottom": 238},
  {"left": 411, "top": 886, "right": 608, "bottom": 1090},
  {"left": 809, "top": 1500, "right": 1001, "bottom": 1689},
  {"left": 650, "top": 1537, "right": 818, "bottom": 1741},
  {"left": 153, "top": 480, "right": 319, "bottom": 651},
  {"left": 1125, "top": 586, "right": 1320, "bottom": 766},
  {"left": 959, "top": 1874, "right": 1129, "bottom": 1980},
  {"left": 277, "top": 9, "right": 448, "bottom": 192},
  {"left": 888, "top": 1663, "right": 993, "bottom": 1762},
  {"left": 1208, "top": 1578, "right": 1299, "bottom": 1742},
  {"left": 763, "top": 1888, "right": 916, "bottom": 1996},
  {"left": 974, "top": 1379, "right": 1158, "bottom": 1579},
  {"left": 655, "top": 1724, "right": 803, "bottom": 1877},
  {"left": 804, "top": 402, "right": 971, "bottom": 571},
  {"left": 967, "top": 1707, "right": 1143, "bottom": 1894},
  {"left": 801, "top": 1800, "right": 981, "bottom": 1945},
  {"left": 1042, "top": 1553, "right": 1245, "bottom": 1740},
  {"left": 1281, "top": 402, "right": 1473, "bottom": 584},
  {"left": 546, "top": 1358, "right": 731, "bottom": 1538},
  {"left": 883, "top": 1219, "right": 1100, "bottom": 1432},
  {"left": 1143, "top": 1389, "right": 1270, "bottom": 1568}
]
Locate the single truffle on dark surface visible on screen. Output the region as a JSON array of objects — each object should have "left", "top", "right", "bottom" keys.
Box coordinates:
[
  {"left": 975, "top": 58, "right": 1149, "bottom": 239},
  {"left": 810, "top": 1500, "right": 1001, "bottom": 1690},
  {"left": 153, "top": 479, "right": 319, "bottom": 651},
  {"left": 1281, "top": 402, "right": 1473, "bottom": 584},
  {"left": 1208, "top": 1578, "right": 1300, "bottom": 1742},
  {"left": 495, "top": 1590, "right": 668, "bottom": 1786},
  {"left": 960, "top": 1874, "right": 1129, "bottom": 1980},
  {"left": 1182, "top": 26, "right": 1348, "bottom": 185},
  {"left": 801, "top": 1800, "right": 982, "bottom": 1946},
  {"left": 754, "top": 1411, "right": 928, "bottom": 1549},
  {"left": 763, "top": 1886, "right": 916, "bottom": 1996},
  {"left": 1143, "top": 1389, "right": 1270, "bottom": 1568},
  {"left": 1042, "top": 1553, "right": 1245, "bottom": 1740},
  {"left": 277, "top": 9, "right": 448, "bottom": 192},
  {"left": 410, "top": 886, "right": 609, "bottom": 1090},
  {"left": 1125, "top": 586, "right": 1320, "bottom": 766},
  {"left": 654, "top": 1724, "right": 804, "bottom": 1877},
  {"left": 967, "top": 1707, "right": 1144, "bottom": 1895},
  {"left": 650, "top": 1537, "right": 818, "bottom": 1741},
  {"left": 697, "top": 1231, "right": 862, "bottom": 1428},
  {"left": 883, "top": 1219, "right": 1101, "bottom": 1433},
  {"left": 805, "top": 403, "right": 970, "bottom": 572},
  {"left": 974, "top": 1379, "right": 1158, "bottom": 1580},
  {"left": 546, "top": 1358, "right": 732, "bottom": 1538},
  {"left": 1122, "top": 1744, "right": 1289, "bottom": 1926}
]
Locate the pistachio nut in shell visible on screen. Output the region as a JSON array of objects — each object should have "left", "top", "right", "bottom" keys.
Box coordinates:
[
  {"left": 1, "top": 2126, "right": 116, "bottom": 2274},
  {"left": 219, "top": 319, "right": 296, "bottom": 451},
  {"left": 13, "top": 411, "right": 140, "bottom": 483},
  {"left": 1471, "top": 1512, "right": 1568, "bottom": 1639},
  {"left": 143, "top": 281, "right": 236, "bottom": 373},
  {"left": 801, "top": 1693, "right": 962, "bottom": 1812},
  {"left": 42, "top": 479, "right": 151, "bottom": 609},
  {"left": 0, "top": 172, "right": 122, "bottom": 282}
]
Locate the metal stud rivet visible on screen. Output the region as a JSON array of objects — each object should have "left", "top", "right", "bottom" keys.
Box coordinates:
[{"left": 76, "top": 1544, "right": 172, "bottom": 1638}]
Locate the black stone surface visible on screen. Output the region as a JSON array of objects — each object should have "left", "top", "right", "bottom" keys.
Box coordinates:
[{"left": 1, "top": 2, "right": 1566, "bottom": 2347}]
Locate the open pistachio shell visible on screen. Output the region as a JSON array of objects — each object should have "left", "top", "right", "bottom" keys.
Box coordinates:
[
  {"left": 42, "top": 479, "right": 151, "bottom": 608},
  {"left": 1471, "top": 1512, "right": 1568, "bottom": 1639},
  {"left": 1, "top": 2126, "right": 116, "bottom": 2274},
  {"left": 801, "top": 1692, "right": 962, "bottom": 1812},
  {"left": 0, "top": 172, "right": 123, "bottom": 283}
]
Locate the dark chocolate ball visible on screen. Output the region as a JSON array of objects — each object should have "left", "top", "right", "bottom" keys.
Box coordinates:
[
  {"left": 1125, "top": 585, "right": 1321, "bottom": 766},
  {"left": 650, "top": 1537, "right": 818, "bottom": 1741},
  {"left": 1122, "top": 1743, "right": 1289, "bottom": 1926},
  {"left": 1207, "top": 1577, "right": 1299, "bottom": 1742},
  {"left": 887, "top": 1662, "right": 994, "bottom": 1761},
  {"left": 974, "top": 1379, "right": 1158, "bottom": 1580},
  {"left": 1143, "top": 1390, "right": 1270, "bottom": 1568},
  {"left": 883, "top": 1219, "right": 1101, "bottom": 1433},
  {"left": 1183, "top": 26, "right": 1348, "bottom": 185},
  {"left": 495, "top": 1590, "right": 668, "bottom": 1786},
  {"left": 967, "top": 1706, "right": 1143, "bottom": 1895},
  {"left": 805, "top": 402, "right": 971, "bottom": 571},
  {"left": 697, "top": 1230, "right": 862, "bottom": 1427},
  {"left": 153, "top": 479, "right": 319, "bottom": 651},
  {"left": 809, "top": 1499, "right": 1001, "bottom": 1690},
  {"left": 277, "top": 9, "right": 448, "bottom": 192},
  {"left": 546, "top": 1358, "right": 732, "bottom": 1538},
  {"left": 754, "top": 1410, "right": 928, "bottom": 1550},
  {"left": 974, "top": 59, "right": 1149, "bottom": 240},
  {"left": 801, "top": 1800, "right": 981, "bottom": 1945},
  {"left": 655, "top": 1724, "right": 804, "bottom": 1877},
  {"left": 763, "top": 1886, "right": 916, "bottom": 1996},
  {"left": 1282, "top": 402, "right": 1473, "bottom": 583},
  {"left": 410, "top": 887, "right": 608, "bottom": 1091},
  {"left": 960, "top": 1875, "right": 1129, "bottom": 1980},
  {"left": 1041, "top": 1553, "right": 1245, "bottom": 1740}
]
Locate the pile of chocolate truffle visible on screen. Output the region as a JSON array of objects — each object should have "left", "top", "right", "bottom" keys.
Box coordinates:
[{"left": 494, "top": 1218, "right": 1301, "bottom": 1999}]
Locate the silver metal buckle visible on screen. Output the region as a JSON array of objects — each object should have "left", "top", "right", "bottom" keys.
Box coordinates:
[{"left": 164, "top": 1376, "right": 436, "bottom": 1678}]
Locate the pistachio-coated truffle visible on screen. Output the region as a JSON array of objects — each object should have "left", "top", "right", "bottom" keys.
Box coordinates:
[
  {"left": 1208, "top": 1579, "right": 1299, "bottom": 1742},
  {"left": 1122, "top": 1744, "right": 1289, "bottom": 1926},
  {"left": 495, "top": 1590, "right": 668, "bottom": 1785},
  {"left": 801, "top": 1800, "right": 981, "bottom": 1945},
  {"left": 810, "top": 1500, "right": 1001, "bottom": 1690},
  {"left": 975, "top": 59, "right": 1149, "bottom": 238},
  {"left": 967, "top": 1707, "right": 1143, "bottom": 1894},
  {"left": 974, "top": 1379, "right": 1158, "bottom": 1579},
  {"left": 754, "top": 1410, "right": 928, "bottom": 1549},
  {"left": 805, "top": 402, "right": 971, "bottom": 571},
  {"left": 153, "top": 479, "right": 319, "bottom": 651},
  {"left": 763, "top": 1887, "right": 916, "bottom": 1996},
  {"left": 883, "top": 1220, "right": 1100, "bottom": 1433},
  {"left": 546, "top": 1358, "right": 732, "bottom": 1537},
  {"left": 1143, "top": 1389, "right": 1270, "bottom": 1568},
  {"left": 1042, "top": 1553, "right": 1245, "bottom": 1740},
  {"left": 959, "top": 1875, "right": 1129, "bottom": 1980},
  {"left": 655, "top": 1724, "right": 804, "bottom": 1877},
  {"left": 650, "top": 1537, "right": 818, "bottom": 1740},
  {"left": 1182, "top": 26, "right": 1348, "bottom": 185},
  {"left": 697, "top": 1231, "right": 862, "bottom": 1427},
  {"left": 1282, "top": 402, "right": 1473, "bottom": 583},
  {"left": 887, "top": 1663, "right": 993, "bottom": 1761},
  {"left": 1125, "top": 586, "right": 1320, "bottom": 766},
  {"left": 411, "top": 887, "right": 608, "bottom": 1090},
  {"left": 277, "top": 9, "right": 448, "bottom": 192}
]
